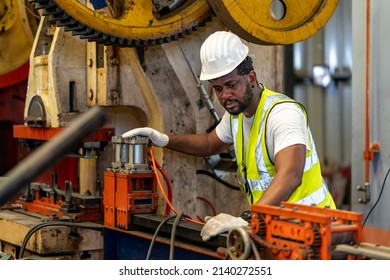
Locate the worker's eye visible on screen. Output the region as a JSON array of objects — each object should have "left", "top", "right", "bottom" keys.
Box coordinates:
[
  {"left": 213, "top": 87, "right": 222, "bottom": 95},
  {"left": 227, "top": 83, "right": 236, "bottom": 89}
]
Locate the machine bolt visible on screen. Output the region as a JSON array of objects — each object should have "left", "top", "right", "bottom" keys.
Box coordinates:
[{"left": 110, "top": 58, "right": 119, "bottom": 65}]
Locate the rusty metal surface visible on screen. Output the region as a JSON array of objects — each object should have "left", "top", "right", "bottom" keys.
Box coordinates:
[{"left": 0, "top": 209, "right": 103, "bottom": 258}]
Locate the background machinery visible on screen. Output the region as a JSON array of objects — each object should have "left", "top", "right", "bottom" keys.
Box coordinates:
[{"left": 1, "top": 0, "right": 389, "bottom": 260}]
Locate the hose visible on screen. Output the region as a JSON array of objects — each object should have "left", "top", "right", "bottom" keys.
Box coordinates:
[
  {"left": 196, "top": 169, "right": 240, "bottom": 191},
  {"left": 148, "top": 146, "right": 204, "bottom": 225},
  {"left": 152, "top": 158, "right": 173, "bottom": 216}
]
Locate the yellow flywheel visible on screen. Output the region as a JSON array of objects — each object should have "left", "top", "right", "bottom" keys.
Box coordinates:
[
  {"left": 209, "top": 0, "right": 339, "bottom": 45},
  {"left": 0, "top": 0, "right": 39, "bottom": 75},
  {"left": 30, "top": 0, "right": 213, "bottom": 47}
]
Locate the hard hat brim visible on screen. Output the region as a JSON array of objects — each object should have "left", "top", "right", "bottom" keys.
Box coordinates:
[{"left": 199, "top": 63, "right": 241, "bottom": 81}]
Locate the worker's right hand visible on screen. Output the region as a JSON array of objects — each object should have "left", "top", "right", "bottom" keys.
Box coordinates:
[
  {"left": 200, "top": 213, "right": 248, "bottom": 241},
  {"left": 122, "top": 127, "right": 169, "bottom": 147}
]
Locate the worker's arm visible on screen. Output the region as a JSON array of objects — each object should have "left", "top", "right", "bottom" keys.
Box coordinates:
[
  {"left": 255, "top": 143, "right": 306, "bottom": 206},
  {"left": 122, "top": 127, "right": 230, "bottom": 157},
  {"left": 166, "top": 129, "right": 231, "bottom": 157}
]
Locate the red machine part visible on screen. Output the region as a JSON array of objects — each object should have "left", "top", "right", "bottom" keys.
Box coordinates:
[
  {"left": 13, "top": 125, "right": 114, "bottom": 189},
  {"left": 0, "top": 79, "right": 27, "bottom": 176},
  {"left": 13, "top": 125, "right": 114, "bottom": 142},
  {"left": 0, "top": 61, "right": 30, "bottom": 89},
  {"left": 12, "top": 126, "right": 114, "bottom": 221},
  {"left": 250, "top": 202, "right": 364, "bottom": 260},
  {"left": 17, "top": 180, "right": 103, "bottom": 222}
]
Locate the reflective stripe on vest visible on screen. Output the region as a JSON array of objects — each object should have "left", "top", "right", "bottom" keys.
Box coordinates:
[{"left": 231, "top": 87, "right": 336, "bottom": 208}]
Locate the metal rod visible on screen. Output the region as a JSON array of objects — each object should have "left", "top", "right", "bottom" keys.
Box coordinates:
[
  {"left": 0, "top": 106, "right": 107, "bottom": 207},
  {"left": 178, "top": 40, "right": 220, "bottom": 123}
]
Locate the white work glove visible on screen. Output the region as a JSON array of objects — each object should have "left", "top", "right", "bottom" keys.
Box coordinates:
[
  {"left": 200, "top": 213, "right": 248, "bottom": 241},
  {"left": 122, "top": 127, "right": 169, "bottom": 147}
]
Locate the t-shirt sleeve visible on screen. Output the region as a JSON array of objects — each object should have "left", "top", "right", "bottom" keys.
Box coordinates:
[
  {"left": 215, "top": 111, "right": 233, "bottom": 144},
  {"left": 266, "top": 103, "right": 309, "bottom": 159}
]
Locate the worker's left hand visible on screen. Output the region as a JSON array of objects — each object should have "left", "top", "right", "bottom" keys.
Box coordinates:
[
  {"left": 122, "top": 127, "right": 169, "bottom": 147},
  {"left": 200, "top": 213, "right": 248, "bottom": 241}
]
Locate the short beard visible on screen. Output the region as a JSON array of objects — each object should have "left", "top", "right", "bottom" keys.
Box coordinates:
[{"left": 226, "top": 81, "right": 253, "bottom": 116}]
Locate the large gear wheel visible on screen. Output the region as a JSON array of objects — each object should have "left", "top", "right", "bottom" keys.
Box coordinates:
[
  {"left": 29, "top": 0, "right": 213, "bottom": 47},
  {"left": 208, "top": 0, "right": 339, "bottom": 45},
  {"left": 29, "top": 0, "right": 338, "bottom": 46}
]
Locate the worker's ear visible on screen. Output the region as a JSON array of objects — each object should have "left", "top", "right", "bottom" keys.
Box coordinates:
[{"left": 247, "top": 70, "right": 257, "bottom": 86}]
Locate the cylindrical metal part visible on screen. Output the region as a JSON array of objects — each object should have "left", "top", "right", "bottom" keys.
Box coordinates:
[
  {"left": 79, "top": 157, "right": 97, "bottom": 196},
  {"left": 111, "top": 135, "right": 127, "bottom": 168},
  {"left": 51, "top": 172, "right": 58, "bottom": 186},
  {"left": 34, "top": 55, "right": 49, "bottom": 94},
  {"left": 331, "top": 231, "right": 354, "bottom": 245},
  {"left": 114, "top": 142, "right": 121, "bottom": 162},
  {"left": 128, "top": 142, "right": 134, "bottom": 164},
  {"left": 64, "top": 180, "right": 72, "bottom": 203},
  {"left": 133, "top": 144, "right": 145, "bottom": 164},
  {"left": 120, "top": 142, "right": 129, "bottom": 164},
  {"left": 123, "top": 136, "right": 150, "bottom": 173}
]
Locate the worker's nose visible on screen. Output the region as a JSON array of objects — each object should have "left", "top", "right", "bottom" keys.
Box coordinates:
[{"left": 219, "top": 87, "right": 233, "bottom": 100}]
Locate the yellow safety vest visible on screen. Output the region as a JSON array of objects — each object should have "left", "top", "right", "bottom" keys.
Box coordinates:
[{"left": 232, "top": 87, "right": 336, "bottom": 208}]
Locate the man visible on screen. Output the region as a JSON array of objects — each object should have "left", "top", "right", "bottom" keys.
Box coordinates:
[{"left": 122, "top": 31, "right": 336, "bottom": 241}]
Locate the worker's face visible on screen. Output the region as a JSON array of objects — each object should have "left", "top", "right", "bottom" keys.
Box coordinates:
[{"left": 210, "top": 69, "right": 253, "bottom": 116}]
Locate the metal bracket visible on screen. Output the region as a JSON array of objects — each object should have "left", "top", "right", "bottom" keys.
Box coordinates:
[{"left": 357, "top": 182, "right": 370, "bottom": 204}]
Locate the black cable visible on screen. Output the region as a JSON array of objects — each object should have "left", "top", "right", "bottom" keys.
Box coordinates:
[
  {"left": 169, "top": 211, "right": 183, "bottom": 260},
  {"left": 18, "top": 221, "right": 103, "bottom": 259},
  {"left": 146, "top": 215, "right": 176, "bottom": 260},
  {"left": 363, "top": 167, "right": 390, "bottom": 226},
  {"left": 146, "top": 211, "right": 185, "bottom": 260},
  {"left": 196, "top": 169, "right": 240, "bottom": 191}
]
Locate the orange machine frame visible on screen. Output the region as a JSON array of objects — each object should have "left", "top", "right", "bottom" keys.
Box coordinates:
[{"left": 250, "top": 202, "right": 364, "bottom": 260}]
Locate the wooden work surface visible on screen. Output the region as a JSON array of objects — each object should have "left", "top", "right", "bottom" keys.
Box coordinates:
[{"left": 0, "top": 209, "right": 104, "bottom": 259}]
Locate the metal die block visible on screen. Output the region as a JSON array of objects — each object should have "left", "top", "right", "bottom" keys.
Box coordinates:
[
  {"left": 129, "top": 191, "right": 158, "bottom": 213},
  {"left": 115, "top": 172, "right": 157, "bottom": 229}
]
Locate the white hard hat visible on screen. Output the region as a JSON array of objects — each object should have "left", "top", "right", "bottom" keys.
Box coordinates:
[{"left": 199, "top": 31, "right": 249, "bottom": 81}]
